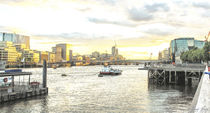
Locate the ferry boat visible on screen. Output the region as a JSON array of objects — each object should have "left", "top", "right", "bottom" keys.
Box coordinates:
[{"left": 98, "top": 66, "right": 122, "bottom": 77}]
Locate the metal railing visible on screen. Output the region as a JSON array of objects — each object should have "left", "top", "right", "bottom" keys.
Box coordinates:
[{"left": 0, "top": 81, "right": 43, "bottom": 96}]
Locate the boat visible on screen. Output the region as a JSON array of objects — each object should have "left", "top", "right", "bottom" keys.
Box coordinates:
[
  {"left": 98, "top": 66, "right": 122, "bottom": 77},
  {"left": 61, "top": 74, "right": 67, "bottom": 76},
  {"left": 52, "top": 64, "right": 58, "bottom": 69},
  {"left": 138, "top": 67, "right": 148, "bottom": 70}
]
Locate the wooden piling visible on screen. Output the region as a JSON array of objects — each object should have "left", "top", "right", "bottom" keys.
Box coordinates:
[
  {"left": 148, "top": 66, "right": 204, "bottom": 86},
  {"left": 43, "top": 60, "right": 47, "bottom": 88}
]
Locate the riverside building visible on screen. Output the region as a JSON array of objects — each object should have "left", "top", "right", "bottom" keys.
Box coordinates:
[{"left": 170, "top": 38, "right": 205, "bottom": 63}]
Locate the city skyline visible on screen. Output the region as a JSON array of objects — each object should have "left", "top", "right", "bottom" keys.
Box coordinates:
[{"left": 0, "top": 0, "right": 209, "bottom": 59}]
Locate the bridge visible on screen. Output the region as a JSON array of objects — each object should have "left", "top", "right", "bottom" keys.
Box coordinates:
[{"left": 47, "top": 59, "right": 162, "bottom": 67}]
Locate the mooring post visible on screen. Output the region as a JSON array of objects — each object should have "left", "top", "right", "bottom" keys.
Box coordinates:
[
  {"left": 12, "top": 75, "right": 14, "bottom": 92},
  {"left": 43, "top": 60, "right": 47, "bottom": 88}
]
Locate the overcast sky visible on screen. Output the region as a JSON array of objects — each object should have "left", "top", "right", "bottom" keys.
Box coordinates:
[{"left": 0, "top": 0, "right": 209, "bottom": 59}]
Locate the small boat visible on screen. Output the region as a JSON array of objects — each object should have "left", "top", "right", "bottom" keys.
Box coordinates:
[
  {"left": 52, "top": 64, "right": 57, "bottom": 69},
  {"left": 138, "top": 67, "right": 148, "bottom": 70},
  {"left": 98, "top": 66, "right": 122, "bottom": 77},
  {"left": 61, "top": 74, "right": 67, "bottom": 76}
]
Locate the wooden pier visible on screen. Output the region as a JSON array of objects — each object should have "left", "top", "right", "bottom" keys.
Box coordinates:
[{"left": 148, "top": 65, "right": 205, "bottom": 86}]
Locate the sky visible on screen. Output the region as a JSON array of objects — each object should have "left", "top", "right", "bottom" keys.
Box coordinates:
[{"left": 0, "top": 0, "right": 209, "bottom": 59}]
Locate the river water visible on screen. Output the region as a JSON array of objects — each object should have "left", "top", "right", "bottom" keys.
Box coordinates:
[{"left": 0, "top": 65, "right": 197, "bottom": 113}]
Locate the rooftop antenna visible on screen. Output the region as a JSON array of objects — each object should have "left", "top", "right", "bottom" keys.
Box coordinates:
[{"left": 114, "top": 40, "right": 117, "bottom": 47}]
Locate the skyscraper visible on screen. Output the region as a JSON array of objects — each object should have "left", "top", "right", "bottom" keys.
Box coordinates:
[
  {"left": 112, "top": 46, "right": 118, "bottom": 57},
  {"left": 56, "top": 44, "right": 71, "bottom": 61}
]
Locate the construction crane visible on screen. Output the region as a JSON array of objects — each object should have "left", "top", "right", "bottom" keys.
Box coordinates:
[{"left": 205, "top": 31, "right": 210, "bottom": 42}]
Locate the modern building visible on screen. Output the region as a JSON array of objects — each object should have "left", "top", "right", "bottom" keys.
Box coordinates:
[
  {"left": 170, "top": 38, "right": 205, "bottom": 63},
  {"left": 0, "top": 41, "right": 19, "bottom": 64},
  {"left": 158, "top": 48, "right": 170, "bottom": 61},
  {"left": 14, "top": 44, "right": 26, "bottom": 52},
  {"left": 112, "top": 46, "right": 118, "bottom": 57},
  {"left": 55, "top": 46, "right": 62, "bottom": 62},
  {"left": 56, "top": 44, "right": 71, "bottom": 61},
  {"left": 0, "top": 32, "right": 30, "bottom": 49},
  {"left": 22, "top": 50, "right": 39, "bottom": 64}
]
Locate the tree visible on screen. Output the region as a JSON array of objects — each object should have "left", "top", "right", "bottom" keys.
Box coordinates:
[
  {"left": 180, "top": 48, "right": 204, "bottom": 63},
  {"left": 203, "top": 42, "right": 210, "bottom": 64}
]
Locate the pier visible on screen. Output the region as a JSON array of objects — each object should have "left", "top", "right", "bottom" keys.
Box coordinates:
[
  {"left": 0, "top": 60, "right": 48, "bottom": 104},
  {"left": 148, "top": 64, "right": 205, "bottom": 86}
]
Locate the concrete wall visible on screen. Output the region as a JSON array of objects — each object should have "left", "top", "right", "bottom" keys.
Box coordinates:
[{"left": 190, "top": 66, "right": 209, "bottom": 113}]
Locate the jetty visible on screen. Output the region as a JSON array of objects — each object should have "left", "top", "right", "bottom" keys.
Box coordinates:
[
  {"left": 0, "top": 60, "right": 48, "bottom": 104},
  {"left": 148, "top": 64, "right": 205, "bottom": 86}
]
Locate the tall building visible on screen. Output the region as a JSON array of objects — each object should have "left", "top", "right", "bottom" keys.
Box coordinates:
[
  {"left": 170, "top": 38, "right": 205, "bottom": 63},
  {"left": 55, "top": 46, "right": 62, "bottom": 62},
  {"left": 0, "top": 32, "right": 30, "bottom": 49},
  {"left": 56, "top": 44, "right": 71, "bottom": 61},
  {"left": 112, "top": 46, "right": 118, "bottom": 57}
]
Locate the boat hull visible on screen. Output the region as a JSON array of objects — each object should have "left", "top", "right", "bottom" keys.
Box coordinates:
[{"left": 98, "top": 71, "right": 122, "bottom": 77}]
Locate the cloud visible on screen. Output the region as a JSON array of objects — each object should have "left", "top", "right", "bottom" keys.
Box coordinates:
[
  {"left": 193, "top": 2, "right": 210, "bottom": 9},
  {"left": 137, "top": 23, "right": 175, "bottom": 36},
  {"left": 128, "top": 8, "right": 153, "bottom": 21},
  {"left": 0, "top": 0, "right": 26, "bottom": 4},
  {"left": 76, "top": 7, "right": 91, "bottom": 12},
  {"left": 103, "top": 0, "right": 117, "bottom": 5},
  {"left": 145, "top": 3, "right": 170, "bottom": 12},
  {"left": 34, "top": 32, "right": 91, "bottom": 39},
  {"left": 88, "top": 17, "right": 137, "bottom": 27}
]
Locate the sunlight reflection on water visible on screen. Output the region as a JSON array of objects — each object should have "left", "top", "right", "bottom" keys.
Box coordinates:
[{"left": 0, "top": 65, "right": 197, "bottom": 113}]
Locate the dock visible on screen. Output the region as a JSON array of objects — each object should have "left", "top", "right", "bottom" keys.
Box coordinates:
[
  {"left": 148, "top": 64, "right": 205, "bottom": 86},
  {"left": 0, "top": 60, "right": 48, "bottom": 104}
]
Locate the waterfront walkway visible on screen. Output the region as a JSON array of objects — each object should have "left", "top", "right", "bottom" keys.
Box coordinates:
[{"left": 190, "top": 66, "right": 209, "bottom": 113}]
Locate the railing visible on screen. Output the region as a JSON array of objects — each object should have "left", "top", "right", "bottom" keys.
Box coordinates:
[{"left": 0, "top": 81, "right": 43, "bottom": 96}]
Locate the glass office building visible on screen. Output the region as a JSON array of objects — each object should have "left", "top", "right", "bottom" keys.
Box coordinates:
[
  {"left": 0, "top": 32, "right": 30, "bottom": 49},
  {"left": 170, "top": 38, "right": 205, "bottom": 63}
]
